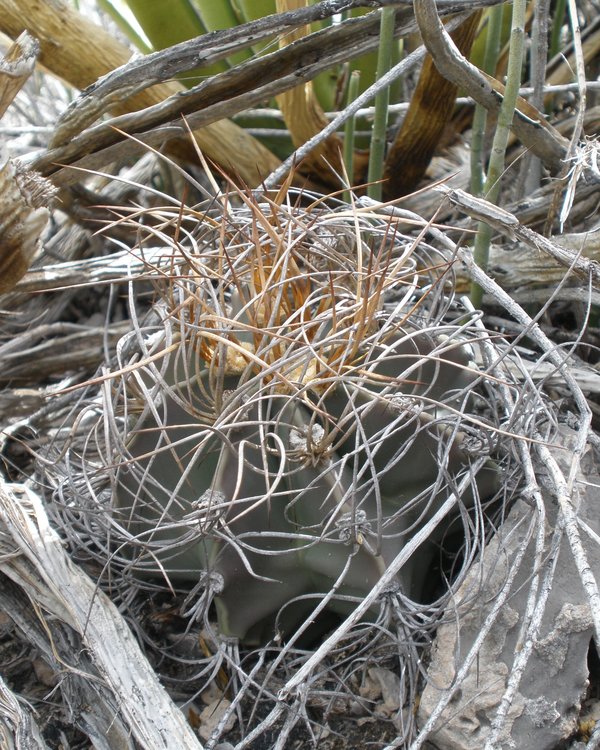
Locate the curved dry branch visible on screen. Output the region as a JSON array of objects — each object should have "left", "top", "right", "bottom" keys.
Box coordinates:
[
  {"left": 30, "top": 9, "right": 413, "bottom": 185},
  {"left": 48, "top": 0, "right": 510, "bottom": 144},
  {"left": 29, "top": 2, "right": 500, "bottom": 188},
  {"left": 414, "top": 0, "right": 568, "bottom": 171},
  {"left": 443, "top": 186, "right": 600, "bottom": 288}
]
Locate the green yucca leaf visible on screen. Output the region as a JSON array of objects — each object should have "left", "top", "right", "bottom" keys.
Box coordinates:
[
  {"left": 122, "top": 0, "right": 228, "bottom": 80},
  {"left": 98, "top": 0, "right": 153, "bottom": 53},
  {"left": 190, "top": 0, "right": 251, "bottom": 66}
]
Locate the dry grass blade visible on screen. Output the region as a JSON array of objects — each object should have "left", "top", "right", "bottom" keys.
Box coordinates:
[{"left": 52, "top": 0, "right": 387, "bottom": 141}]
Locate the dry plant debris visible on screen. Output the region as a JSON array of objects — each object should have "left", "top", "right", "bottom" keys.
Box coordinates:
[
  {"left": 0, "top": 175, "right": 589, "bottom": 748},
  {"left": 1, "top": 0, "right": 600, "bottom": 747}
]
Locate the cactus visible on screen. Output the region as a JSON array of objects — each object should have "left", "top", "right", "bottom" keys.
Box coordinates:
[{"left": 110, "top": 191, "right": 499, "bottom": 645}]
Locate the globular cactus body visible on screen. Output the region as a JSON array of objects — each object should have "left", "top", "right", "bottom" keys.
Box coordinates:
[
  {"left": 106, "top": 193, "right": 500, "bottom": 644},
  {"left": 117, "top": 322, "right": 497, "bottom": 643}
]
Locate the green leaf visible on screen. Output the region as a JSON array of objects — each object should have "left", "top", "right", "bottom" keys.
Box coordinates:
[
  {"left": 122, "top": 0, "right": 228, "bottom": 81},
  {"left": 190, "top": 0, "right": 251, "bottom": 66},
  {"left": 98, "top": 0, "right": 152, "bottom": 53}
]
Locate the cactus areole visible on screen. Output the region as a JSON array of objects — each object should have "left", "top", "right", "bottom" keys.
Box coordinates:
[{"left": 114, "top": 197, "right": 498, "bottom": 645}]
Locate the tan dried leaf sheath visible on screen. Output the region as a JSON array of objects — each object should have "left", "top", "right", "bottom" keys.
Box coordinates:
[
  {"left": 0, "top": 31, "right": 39, "bottom": 118},
  {"left": 0, "top": 158, "right": 57, "bottom": 293},
  {"left": 274, "top": 0, "right": 344, "bottom": 187}
]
